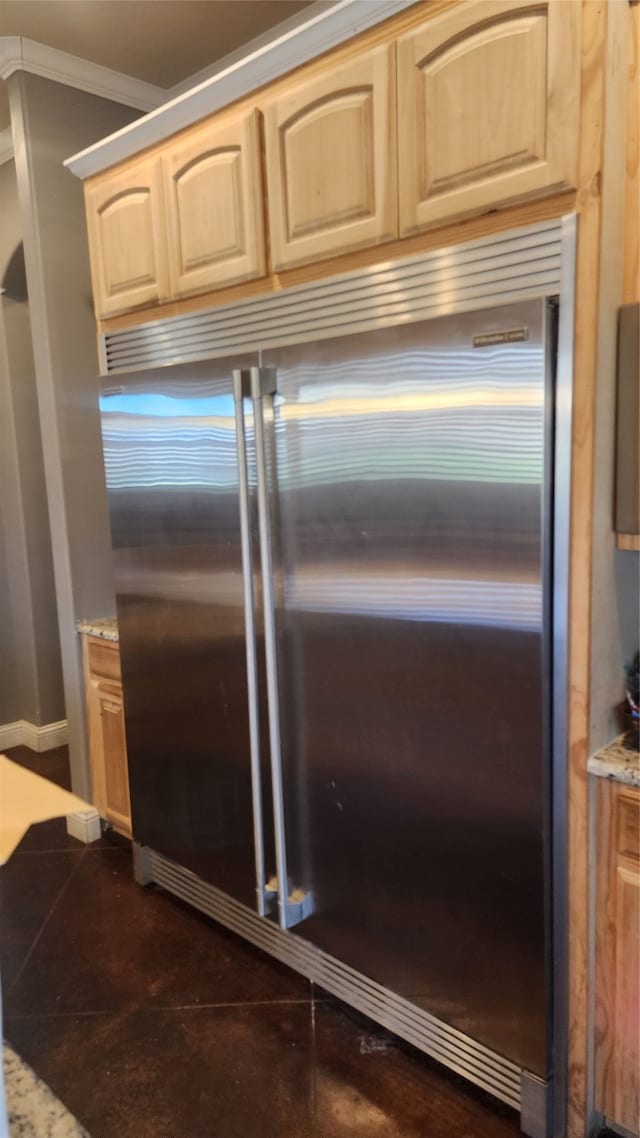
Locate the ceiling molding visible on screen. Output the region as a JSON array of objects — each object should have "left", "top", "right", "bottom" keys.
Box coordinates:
[
  {"left": 0, "top": 126, "right": 14, "bottom": 167},
  {"left": 0, "top": 36, "right": 167, "bottom": 113},
  {"left": 65, "top": 0, "right": 418, "bottom": 180}
]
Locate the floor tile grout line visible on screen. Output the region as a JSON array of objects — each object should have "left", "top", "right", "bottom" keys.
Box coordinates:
[
  {"left": 11, "top": 847, "right": 114, "bottom": 856},
  {"left": 151, "top": 997, "right": 315, "bottom": 1010},
  {"left": 5, "top": 849, "right": 88, "bottom": 999},
  {"left": 311, "top": 982, "right": 318, "bottom": 1133},
  {"left": 3, "top": 998, "right": 317, "bottom": 1019},
  {"left": 3, "top": 1009, "right": 111, "bottom": 1021}
]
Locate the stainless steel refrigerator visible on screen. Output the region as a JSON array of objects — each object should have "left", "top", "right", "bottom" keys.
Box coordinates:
[{"left": 100, "top": 224, "right": 573, "bottom": 1138}]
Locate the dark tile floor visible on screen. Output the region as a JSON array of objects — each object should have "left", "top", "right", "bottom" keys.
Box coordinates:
[{"left": 1, "top": 746, "right": 525, "bottom": 1138}]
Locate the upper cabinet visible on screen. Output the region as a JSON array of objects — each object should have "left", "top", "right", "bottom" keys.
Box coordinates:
[
  {"left": 164, "top": 109, "right": 266, "bottom": 298},
  {"left": 397, "top": 0, "right": 582, "bottom": 235},
  {"left": 83, "top": 0, "right": 586, "bottom": 323},
  {"left": 85, "top": 154, "right": 169, "bottom": 319},
  {"left": 264, "top": 45, "right": 397, "bottom": 271}
]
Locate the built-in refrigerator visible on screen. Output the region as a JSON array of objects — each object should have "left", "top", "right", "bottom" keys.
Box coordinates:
[{"left": 99, "top": 219, "right": 575, "bottom": 1138}]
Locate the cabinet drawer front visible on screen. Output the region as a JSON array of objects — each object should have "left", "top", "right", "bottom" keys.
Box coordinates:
[
  {"left": 164, "top": 109, "right": 266, "bottom": 297},
  {"left": 87, "top": 638, "right": 121, "bottom": 683},
  {"left": 264, "top": 44, "right": 397, "bottom": 271},
  {"left": 397, "top": 0, "right": 581, "bottom": 235},
  {"left": 85, "top": 155, "right": 169, "bottom": 318},
  {"left": 618, "top": 792, "right": 640, "bottom": 863}
]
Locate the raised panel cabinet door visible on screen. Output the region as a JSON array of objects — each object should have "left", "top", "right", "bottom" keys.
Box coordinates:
[
  {"left": 96, "top": 681, "right": 132, "bottom": 839},
  {"left": 84, "top": 636, "right": 132, "bottom": 839},
  {"left": 85, "top": 155, "right": 169, "bottom": 318},
  {"left": 164, "top": 109, "right": 267, "bottom": 297},
  {"left": 397, "top": 0, "right": 581, "bottom": 235},
  {"left": 264, "top": 44, "right": 397, "bottom": 271},
  {"left": 595, "top": 782, "right": 640, "bottom": 1134},
  {"left": 612, "top": 859, "right": 640, "bottom": 1132}
]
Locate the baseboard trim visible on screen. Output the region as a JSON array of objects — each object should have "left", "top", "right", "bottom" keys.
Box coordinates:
[
  {"left": 0, "top": 719, "right": 68, "bottom": 752},
  {"left": 66, "top": 810, "right": 101, "bottom": 845}
]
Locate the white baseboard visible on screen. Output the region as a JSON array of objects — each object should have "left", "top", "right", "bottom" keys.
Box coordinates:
[
  {"left": 66, "top": 809, "right": 101, "bottom": 845},
  {"left": 0, "top": 721, "right": 23, "bottom": 750},
  {"left": 0, "top": 719, "right": 68, "bottom": 752}
]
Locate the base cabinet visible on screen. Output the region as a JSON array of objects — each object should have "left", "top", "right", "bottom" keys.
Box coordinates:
[
  {"left": 83, "top": 635, "right": 132, "bottom": 839},
  {"left": 595, "top": 779, "right": 640, "bottom": 1135}
]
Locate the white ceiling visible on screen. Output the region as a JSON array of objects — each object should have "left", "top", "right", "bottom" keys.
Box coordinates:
[{"left": 0, "top": 0, "right": 319, "bottom": 129}]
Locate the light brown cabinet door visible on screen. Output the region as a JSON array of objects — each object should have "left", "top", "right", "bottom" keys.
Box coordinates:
[
  {"left": 595, "top": 782, "right": 640, "bottom": 1133},
  {"left": 164, "top": 109, "right": 267, "bottom": 297},
  {"left": 85, "top": 155, "right": 169, "bottom": 318},
  {"left": 85, "top": 638, "right": 132, "bottom": 839},
  {"left": 397, "top": 0, "right": 581, "bottom": 235},
  {"left": 264, "top": 44, "right": 397, "bottom": 271}
]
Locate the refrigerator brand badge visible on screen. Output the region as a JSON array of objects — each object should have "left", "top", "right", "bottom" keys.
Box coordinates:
[{"left": 472, "top": 328, "right": 529, "bottom": 348}]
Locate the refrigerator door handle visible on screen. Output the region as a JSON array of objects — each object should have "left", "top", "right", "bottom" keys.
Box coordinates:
[
  {"left": 250, "top": 366, "right": 313, "bottom": 930},
  {"left": 232, "top": 369, "right": 272, "bottom": 918}
]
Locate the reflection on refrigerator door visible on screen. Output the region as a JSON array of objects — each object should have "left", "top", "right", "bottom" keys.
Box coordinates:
[
  {"left": 101, "top": 355, "right": 276, "bottom": 911},
  {"left": 101, "top": 296, "right": 555, "bottom": 1118},
  {"left": 262, "top": 302, "right": 550, "bottom": 1077}
]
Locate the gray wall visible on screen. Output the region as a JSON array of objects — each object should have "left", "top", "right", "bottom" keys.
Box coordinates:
[
  {"left": 0, "top": 157, "right": 22, "bottom": 727},
  {"left": 0, "top": 490, "right": 20, "bottom": 725},
  {"left": 9, "top": 74, "right": 141, "bottom": 793},
  {"left": 0, "top": 156, "right": 64, "bottom": 727}
]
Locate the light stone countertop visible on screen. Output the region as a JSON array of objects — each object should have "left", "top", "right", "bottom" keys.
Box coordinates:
[
  {"left": 588, "top": 733, "right": 640, "bottom": 788},
  {"left": 76, "top": 616, "right": 119, "bottom": 642}
]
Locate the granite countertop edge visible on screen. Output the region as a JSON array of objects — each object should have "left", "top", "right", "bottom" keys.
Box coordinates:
[
  {"left": 588, "top": 734, "right": 640, "bottom": 788},
  {"left": 76, "top": 616, "right": 119, "bottom": 642}
]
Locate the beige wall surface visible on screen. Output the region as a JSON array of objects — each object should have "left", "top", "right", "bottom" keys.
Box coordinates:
[{"left": 9, "top": 75, "right": 141, "bottom": 793}]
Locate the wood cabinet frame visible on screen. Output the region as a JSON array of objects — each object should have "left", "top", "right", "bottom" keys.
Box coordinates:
[{"left": 83, "top": 635, "right": 132, "bottom": 839}]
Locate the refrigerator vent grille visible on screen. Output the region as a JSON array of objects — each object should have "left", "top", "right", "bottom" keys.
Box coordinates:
[
  {"left": 101, "top": 219, "right": 563, "bottom": 374},
  {"left": 145, "top": 846, "right": 523, "bottom": 1111}
]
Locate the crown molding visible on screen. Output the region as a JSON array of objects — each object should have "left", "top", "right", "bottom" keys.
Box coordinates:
[
  {"left": 0, "top": 126, "right": 14, "bottom": 167},
  {"left": 0, "top": 36, "right": 167, "bottom": 113},
  {"left": 65, "top": 0, "right": 418, "bottom": 180}
]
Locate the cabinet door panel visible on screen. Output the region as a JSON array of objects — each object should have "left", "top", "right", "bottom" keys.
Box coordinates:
[
  {"left": 614, "top": 861, "right": 640, "bottom": 1132},
  {"left": 398, "top": 0, "right": 581, "bottom": 234},
  {"left": 84, "top": 635, "right": 132, "bottom": 839},
  {"left": 164, "top": 109, "right": 266, "bottom": 297},
  {"left": 264, "top": 45, "right": 397, "bottom": 270},
  {"left": 98, "top": 685, "right": 132, "bottom": 833},
  {"left": 85, "top": 156, "right": 169, "bottom": 318},
  {"left": 595, "top": 782, "right": 640, "bottom": 1134}
]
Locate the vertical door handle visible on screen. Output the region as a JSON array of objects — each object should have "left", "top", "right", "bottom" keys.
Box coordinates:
[
  {"left": 233, "top": 369, "right": 269, "bottom": 918},
  {"left": 250, "top": 366, "right": 313, "bottom": 930}
]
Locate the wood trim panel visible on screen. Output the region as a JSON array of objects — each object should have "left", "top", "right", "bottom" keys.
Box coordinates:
[
  {"left": 566, "top": 1, "right": 616, "bottom": 1133},
  {"left": 617, "top": 533, "right": 640, "bottom": 552},
  {"left": 623, "top": 2, "right": 639, "bottom": 306}
]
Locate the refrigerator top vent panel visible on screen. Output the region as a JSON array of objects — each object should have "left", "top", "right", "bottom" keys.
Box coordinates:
[{"left": 101, "top": 217, "right": 566, "bottom": 375}]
